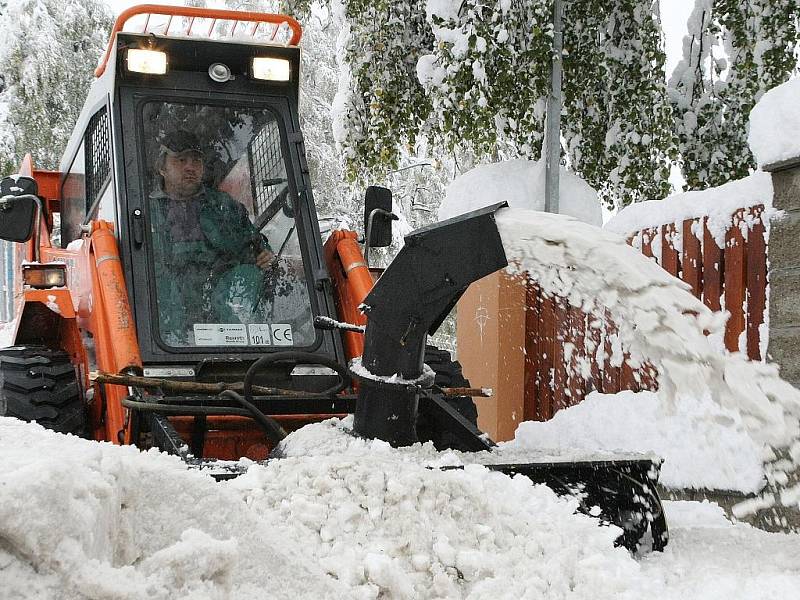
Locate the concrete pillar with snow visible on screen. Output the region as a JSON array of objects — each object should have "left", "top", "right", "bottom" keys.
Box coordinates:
[{"left": 749, "top": 79, "right": 800, "bottom": 387}]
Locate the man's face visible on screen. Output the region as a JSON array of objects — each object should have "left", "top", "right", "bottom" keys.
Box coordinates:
[{"left": 160, "top": 152, "right": 204, "bottom": 200}]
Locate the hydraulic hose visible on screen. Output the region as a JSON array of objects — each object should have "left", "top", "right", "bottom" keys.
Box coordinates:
[
  {"left": 218, "top": 389, "right": 287, "bottom": 445},
  {"left": 122, "top": 393, "right": 288, "bottom": 446},
  {"left": 242, "top": 351, "right": 351, "bottom": 402}
]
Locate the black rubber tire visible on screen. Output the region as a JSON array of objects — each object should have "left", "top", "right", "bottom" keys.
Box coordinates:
[
  {"left": 0, "top": 346, "right": 86, "bottom": 436},
  {"left": 417, "top": 345, "right": 479, "bottom": 449}
]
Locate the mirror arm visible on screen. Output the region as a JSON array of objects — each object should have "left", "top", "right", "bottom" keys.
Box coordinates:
[
  {"left": 363, "top": 208, "right": 397, "bottom": 268},
  {"left": 0, "top": 193, "right": 45, "bottom": 262}
]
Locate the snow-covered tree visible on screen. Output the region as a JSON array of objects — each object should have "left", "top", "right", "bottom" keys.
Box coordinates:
[
  {"left": 333, "top": 0, "right": 433, "bottom": 180},
  {"left": 563, "top": 0, "right": 674, "bottom": 206},
  {"left": 0, "top": 0, "right": 113, "bottom": 174},
  {"left": 334, "top": 0, "right": 675, "bottom": 209},
  {"left": 669, "top": 0, "right": 799, "bottom": 190}
]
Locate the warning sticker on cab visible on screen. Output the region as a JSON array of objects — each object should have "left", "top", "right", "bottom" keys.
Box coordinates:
[
  {"left": 247, "top": 324, "right": 272, "bottom": 346},
  {"left": 193, "top": 324, "right": 249, "bottom": 346}
]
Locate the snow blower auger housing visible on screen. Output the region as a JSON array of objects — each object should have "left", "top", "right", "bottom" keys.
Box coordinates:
[{"left": 0, "top": 4, "right": 667, "bottom": 552}]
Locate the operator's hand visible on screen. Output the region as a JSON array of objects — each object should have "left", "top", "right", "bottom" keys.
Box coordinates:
[{"left": 255, "top": 249, "right": 276, "bottom": 271}]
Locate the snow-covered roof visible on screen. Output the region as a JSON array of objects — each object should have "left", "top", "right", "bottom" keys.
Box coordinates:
[{"left": 749, "top": 78, "right": 800, "bottom": 171}]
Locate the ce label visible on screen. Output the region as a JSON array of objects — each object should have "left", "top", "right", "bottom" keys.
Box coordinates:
[{"left": 270, "top": 324, "right": 293, "bottom": 346}]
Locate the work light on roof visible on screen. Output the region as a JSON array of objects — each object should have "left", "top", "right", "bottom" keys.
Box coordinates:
[
  {"left": 252, "top": 57, "right": 290, "bottom": 81},
  {"left": 126, "top": 48, "right": 167, "bottom": 75}
]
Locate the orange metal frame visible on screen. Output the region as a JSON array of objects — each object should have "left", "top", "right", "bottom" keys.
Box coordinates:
[
  {"left": 95, "top": 4, "right": 304, "bottom": 77},
  {"left": 7, "top": 154, "right": 375, "bottom": 457},
  {"left": 323, "top": 230, "right": 372, "bottom": 361},
  {"left": 8, "top": 156, "right": 143, "bottom": 444}
]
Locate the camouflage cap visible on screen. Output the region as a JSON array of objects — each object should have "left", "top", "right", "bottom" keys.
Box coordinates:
[{"left": 159, "top": 130, "right": 203, "bottom": 155}]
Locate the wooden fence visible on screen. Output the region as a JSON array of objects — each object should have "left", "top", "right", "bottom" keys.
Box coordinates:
[{"left": 520, "top": 205, "right": 769, "bottom": 422}]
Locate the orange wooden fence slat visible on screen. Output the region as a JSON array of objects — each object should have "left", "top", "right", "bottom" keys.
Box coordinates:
[
  {"left": 523, "top": 282, "right": 541, "bottom": 421},
  {"left": 588, "top": 316, "right": 602, "bottom": 393},
  {"left": 552, "top": 299, "right": 569, "bottom": 413},
  {"left": 602, "top": 316, "right": 621, "bottom": 394},
  {"left": 620, "top": 352, "right": 637, "bottom": 392},
  {"left": 682, "top": 219, "right": 703, "bottom": 297},
  {"left": 724, "top": 209, "right": 747, "bottom": 353},
  {"left": 661, "top": 223, "right": 680, "bottom": 277},
  {"left": 566, "top": 306, "right": 586, "bottom": 406},
  {"left": 746, "top": 206, "right": 767, "bottom": 360},
  {"left": 537, "top": 295, "right": 556, "bottom": 421},
  {"left": 702, "top": 217, "right": 723, "bottom": 312},
  {"left": 641, "top": 228, "right": 655, "bottom": 259}
]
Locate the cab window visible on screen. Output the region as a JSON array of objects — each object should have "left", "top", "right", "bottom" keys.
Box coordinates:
[{"left": 140, "top": 101, "right": 315, "bottom": 349}]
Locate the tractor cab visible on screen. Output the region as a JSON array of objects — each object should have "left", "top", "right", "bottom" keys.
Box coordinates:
[{"left": 54, "top": 7, "right": 344, "bottom": 383}]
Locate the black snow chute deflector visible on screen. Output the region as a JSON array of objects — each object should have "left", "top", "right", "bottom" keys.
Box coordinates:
[{"left": 353, "top": 202, "right": 508, "bottom": 446}]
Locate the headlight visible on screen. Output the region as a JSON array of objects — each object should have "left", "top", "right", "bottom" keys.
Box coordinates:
[
  {"left": 251, "top": 57, "right": 290, "bottom": 81},
  {"left": 23, "top": 264, "right": 67, "bottom": 289},
  {"left": 127, "top": 49, "right": 168, "bottom": 75}
]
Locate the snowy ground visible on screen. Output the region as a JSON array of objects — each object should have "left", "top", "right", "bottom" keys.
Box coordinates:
[{"left": 1, "top": 416, "right": 799, "bottom": 600}]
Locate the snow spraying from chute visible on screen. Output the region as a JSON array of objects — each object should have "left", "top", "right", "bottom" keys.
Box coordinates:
[{"left": 494, "top": 208, "right": 800, "bottom": 501}]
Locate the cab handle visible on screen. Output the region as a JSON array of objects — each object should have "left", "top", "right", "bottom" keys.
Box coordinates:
[{"left": 132, "top": 209, "right": 144, "bottom": 247}]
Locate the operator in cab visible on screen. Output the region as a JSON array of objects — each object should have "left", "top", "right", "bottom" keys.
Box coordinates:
[{"left": 149, "top": 130, "right": 276, "bottom": 345}]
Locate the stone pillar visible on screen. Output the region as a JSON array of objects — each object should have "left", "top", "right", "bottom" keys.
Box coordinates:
[{"left": 766, "top": 159, "right": 800, "bottom": 386}]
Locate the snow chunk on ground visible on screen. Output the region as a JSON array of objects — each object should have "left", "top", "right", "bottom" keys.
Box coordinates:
[
  {"left": 605, "top": 171, "right": 773, "bottom": 244},
  {"left": 260, "top": 418, "right": 651, "bottom": 598},
  {"left": 1, "top": 416, "right": 644, "bottom": 599},
  {"left": 506, "top": 390, "right": 765, "bottom": 493},
  {"left": 0, "top": 417, "right": 345, "bottom": 599},
  {"left": 749, "top": 78, "right": 800, "bottom": 169},
  {"left": 438, "top": 158, "right": 602, "bottom": 226}
]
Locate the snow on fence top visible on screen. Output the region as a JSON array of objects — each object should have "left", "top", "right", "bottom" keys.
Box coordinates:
[
  {"left": 604, "top": 171, "right": 773, "bottom": 246},
  {"left": 438, "top": 159, "right": 602, "bottom": 226},
  {"left": 749, "top": 78, "right": 800, "bottom": 171}
]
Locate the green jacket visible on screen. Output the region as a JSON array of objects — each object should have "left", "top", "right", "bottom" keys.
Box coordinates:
[{"left": 149, "top": 187, "right": 271, "bottom": 343}]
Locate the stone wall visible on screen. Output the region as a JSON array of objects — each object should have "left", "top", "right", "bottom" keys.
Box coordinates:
[{"left": 767, "top": 161, "right": 800, "bottom": 386}]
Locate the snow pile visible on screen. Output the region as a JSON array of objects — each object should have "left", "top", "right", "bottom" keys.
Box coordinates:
[
  {"left": 749, "top": 78, "right": 800, "bottom": 169},
  {"left": 605, "top": 171, "right": 773, "bottom": 243},
  {"left": 4, "top": 418, "right": 800, "bottom": 598},
  {"left": 493, "top": 208, "right": 800, "bottom": 503},
  {"left": 2, "top": 416, "right": 655, "bottom": 599},
  {"left": 236, "top": 419, "right": 646, "bottom": 599},
  {"left": 506, "top": 390, "right": 765, "bottom": 493},
  {"left": 0, "top": 417, "right": 345, "bottom": 600},
  {"left": 438, "top": 158, "right": 602, "bottom": 226}
]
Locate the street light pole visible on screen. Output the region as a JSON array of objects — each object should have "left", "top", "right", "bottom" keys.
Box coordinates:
[{"left": 544, "top": 0, "right": 564, "bottom": 214}]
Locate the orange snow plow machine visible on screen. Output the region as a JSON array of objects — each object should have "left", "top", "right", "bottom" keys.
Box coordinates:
[{"left": 0, "top": 5, "right": 667, "bottom": 551}]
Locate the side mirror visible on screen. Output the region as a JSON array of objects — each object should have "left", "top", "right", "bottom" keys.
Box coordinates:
[
  {"left": 0, "top": 176, "right": 38, "bottom": 243},
  {"left": 364, "top": 185, "right": 395, "bottom": 248}
]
